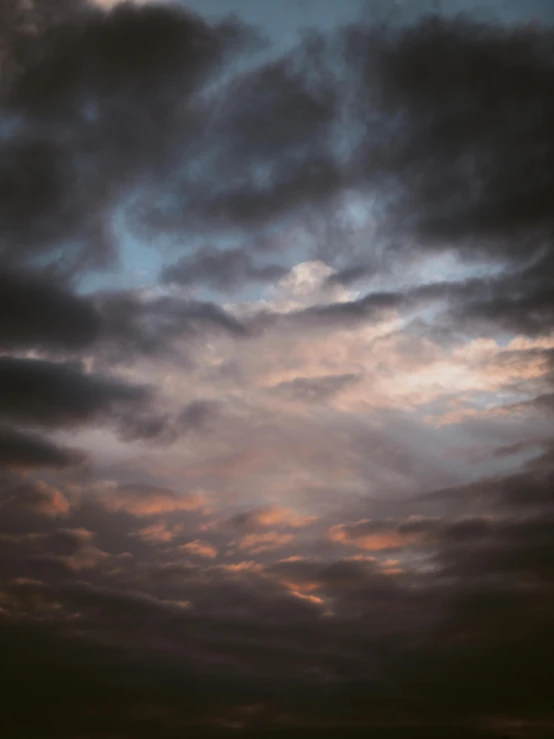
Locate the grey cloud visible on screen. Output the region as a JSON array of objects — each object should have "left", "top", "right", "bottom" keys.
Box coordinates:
[
  {"left": 0, "top": 356, "right": 149, "bottom": 429},
  {"left": 0, "top": 425, "right": 87, "bottom": 470},
  {"left": 1, "top": 462, "right": 554, "bottom": 732},
  {"left": 93, "top": 290, "right": 247, "bottom": 362},
  {"left": 268, "top": 373, "right": 360, "bottom": 403},
  {"left": 162, "top": 246, "right": 288, "bottom": 293},
  {"left": 141, "top": 37, "right": 342, "bottom": 237},
  {"left": 0, "top": 269, "right": 100, "bottom": 351},
  {"left": 0, "top": 472, "right": 71, "bottom": 523},
  {"left": 1, "top": 0, "right": 252, "bottom": 275},
  {"left": 2, "top": 3, "right": 554, "bottom": 735},
  {"left": 117, "top": 399, "right": 220, "bottom": 445}
]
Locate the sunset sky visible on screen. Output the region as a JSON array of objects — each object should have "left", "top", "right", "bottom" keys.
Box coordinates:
[{"left": 2, "top": 1, "right": 554, "bottom": 737}]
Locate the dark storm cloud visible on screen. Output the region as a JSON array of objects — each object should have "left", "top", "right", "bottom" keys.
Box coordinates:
[
  {"left": 141, "top": 12, "right": 554, "bottom": 291},
  {"left": 413, "top": 454, "right": 554, "bottom": 527},
  {"left": 0, "top": 0, "right": 253, "bottom": 274},
  {"left": 0, "top": 580, "right": 335, "bottom": 736},
  {"left": 94, "top": 290, "right": 247, "bottom": 361},
  {"left": 0, "top": 354, "right": 213, "bottom": 446},
  {"left": 0, "top": 269, "right": 100, "bottom": 350},
  {"left": 150, "top": 11, "right": 554, "bottom": 339},
  {"left": 163, "top": 11, "right": 554, "bottom": 343},
  {"left": 435, "top": 514, "right": 554, "bottom": 583},
  {"left": 0, "top": 425, "right": 86, "bottom": 470},
  {"left": 350, "top": 16, "right": 554, "bottom": 254},
  {"left": 162, "top": 246, "right": 287, "bottom": 293},
  {"left": 2, "top": 2, "right": 554, "bottom": 317},
  {"left": 5, "top": 2, "right": 553, "bottom": 336},
  {"left": 138, "top": 30, "right": 343, "bottom": 238},
  {"left": 0, "top": 356, "right": 148, "bottom": 428},
  {"left": 3, "top": 3, "right": 554, "bottom": 736},
  {"left": 440, "top": 257, "right": 554, "bottom": 337},
  {"left": 0, "top": 259, "right": 249, "bottom": 365},
  {"left": 1, "top": 503, "right": 552, "bottom": 733},
  {"left": 0, "top": 274, "right": 246, "bottom": 366},
  {"left": 1, "top": 454, "right": 554, "bottom": 733},
  {"left": 0, "top": 1, "right": 256, "bottom": 484},
  {"left": 265, "top": 556, "right": 389, "bottom": 594},
  {"left": 335, "top": 14, "right": 554, "bottom": 338}
]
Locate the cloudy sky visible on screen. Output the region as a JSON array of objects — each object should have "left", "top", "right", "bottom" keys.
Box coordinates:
[{"left": 2, "top": 1, "right": 554, "bottom": 737}]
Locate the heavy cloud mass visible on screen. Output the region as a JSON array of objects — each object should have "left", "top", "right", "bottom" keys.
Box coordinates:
[{"left": 1, "top": 1, "right": 554, "bottom": 737}]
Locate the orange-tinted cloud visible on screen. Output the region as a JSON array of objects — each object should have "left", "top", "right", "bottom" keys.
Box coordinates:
[
  {"left": 205, "top": 505, "right": 317, "bottom": 533},
  {"left": 235, "top": 531, "right": 294, "bottom": 554},
  {"left": 99, "top": 483, "right": 205, "bottom": 517},
  {"left": 214, "top": 561, "right": 262, "bottom": 574},
  {"left": 33, "top": 529, "right": 110, "bottom": 572},
  {"left": 250, "top": 506, "right": 317, "bottom": 528},
  {"left": 329, "top": 519, "right": 431, "bottom": 551},
  {"left": 7, "top": 480, "right": 71, "bottom": 517},
  {"left": 178, "top": 539, "right": 218, "bottom": 559},
  {"left": 132, "top": 521, "right": 183, "bottom": 543}
]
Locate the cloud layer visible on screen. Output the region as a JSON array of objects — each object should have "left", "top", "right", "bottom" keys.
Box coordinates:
[{"left": 1, "top": 1, "right": 554, "bottom": 737}]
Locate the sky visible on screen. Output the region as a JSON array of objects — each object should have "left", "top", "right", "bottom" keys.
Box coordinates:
[{"left": 2, "top": 1, "right": 554, "bottom": 737}]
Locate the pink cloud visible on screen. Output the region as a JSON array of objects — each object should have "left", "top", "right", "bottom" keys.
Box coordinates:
[
  {"left": 178, "top": 540, "right": 218, "bottom": 559},
  {"left": 329, "top": 520, "right": 428, "bottom": 552},
  {"left": 13, "top": 481, "right": 70, "bottom": 517},
  {"left": 42, "top": 529, "right": 109, "bottom": 572},
  {"left": 214, "top": 561, "right": 262, "bottom": 574},
  {"left": 236, "top": 531, "right": 294, "bottom": 554},
  {"left": 100, "top": 484, "right": 205, "bottom": 517},
  {"left": 251, "top": 506, "right": 317, "bottom": 528},
  {"left": 132, "top": 521, "right": 183, "bottom": 543},
  {"left": 203, "top": 506, "right": 317, "bottom": 534}
]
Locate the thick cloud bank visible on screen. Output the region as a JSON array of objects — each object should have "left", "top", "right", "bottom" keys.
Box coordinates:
[{"left": 1, "top": 1, "right": 554, "bottom": 736}]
